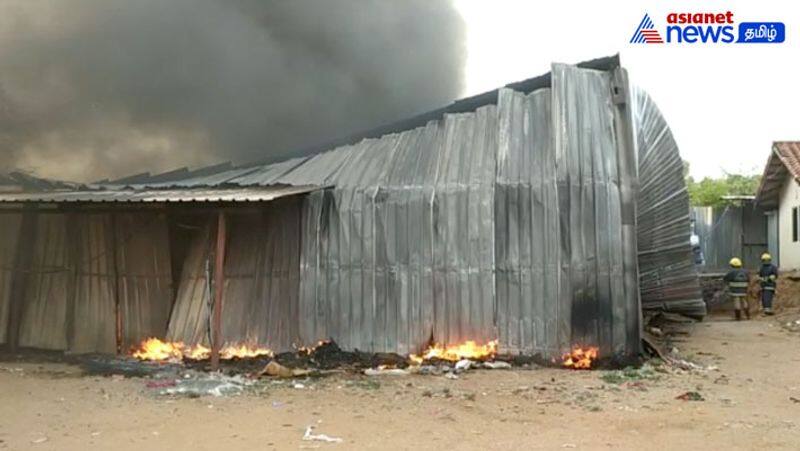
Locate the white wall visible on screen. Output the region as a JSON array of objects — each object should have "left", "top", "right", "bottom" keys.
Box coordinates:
[{"left": 778, "top": 173, "right": 800, "bottom": 269}]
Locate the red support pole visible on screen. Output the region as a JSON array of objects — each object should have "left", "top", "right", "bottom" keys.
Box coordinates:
[{"left": 210, "top": 211, "right": 227, "bottom": 371}]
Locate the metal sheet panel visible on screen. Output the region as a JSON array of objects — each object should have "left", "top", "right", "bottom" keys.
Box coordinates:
[
  {"left": 167, "top": 199, "right": 302, "bottom": 350},
  {"left": 552, "top": 64, "right": 634, "bottom": 358},
  {"left": 70, "top": 214, "right": 116, "bottom": 354},
  {"left": 115, "top": 213, "right": 174, "bottom": 347},
  {"left": 18, "top": 214, "right": 70, "bottom": 350},
  {"left": 632, "top": 88, "right": 704, "bottom": 316},
  {"left": 297, "top": 106, "right": 498, "bottom": 355},
  {"left": 218, "top": 201, "right": 302, "bottom": 349},
  {"left": 495, "top": 88, "right": 561, "bottom": 356},
  {"left": 0, "top": 213, "right": 21, "bottom": 344},
  {"left": 166, "top": 219, "right": 214, "bottom": 345}
]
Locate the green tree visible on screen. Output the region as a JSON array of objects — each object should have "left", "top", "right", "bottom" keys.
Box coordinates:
[{"left": 684, "top": 161, "right": 761, "bottom": 207}]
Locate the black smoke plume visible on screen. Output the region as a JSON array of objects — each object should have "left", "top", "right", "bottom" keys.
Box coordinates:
[{"left": 0, "top": 0, "right": 465, "bottom": 181}]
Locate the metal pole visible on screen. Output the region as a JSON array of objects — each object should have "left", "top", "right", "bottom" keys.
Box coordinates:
[{"left": 210, "top": 211, "right": 227, "bottom": 371}]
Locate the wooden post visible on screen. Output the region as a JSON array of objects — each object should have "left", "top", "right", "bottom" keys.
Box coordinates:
[
  {"left": 110, "top": 213, "right": 124, "bottom": 354},
  {"left": 210, "top": 211, "right": 227, "bottom": 371}
]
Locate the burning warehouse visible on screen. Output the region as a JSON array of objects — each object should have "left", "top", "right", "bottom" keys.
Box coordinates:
[{"left": 0, "top": 56, "right": 702, "bottom": 366}]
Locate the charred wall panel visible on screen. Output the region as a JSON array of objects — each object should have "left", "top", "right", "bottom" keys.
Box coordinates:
[
  {"left": 0, "top": 213, "right": 22, "bottom": 344},
  {"left": 296, "top": 107, "right": 497, "bottom": 355},
  {"left": 552, "top": 64, "right": 635, "bottom": 358},
  {"left": 494, "top": 88, "right": 561, "bottom": 356}
]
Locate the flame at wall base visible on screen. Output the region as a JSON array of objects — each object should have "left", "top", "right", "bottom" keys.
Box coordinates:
[
  {"left": 131, "top": 338, "right": 273, "bottom": 362},
  {"left": 562, "top": 347, "right": 599, "bottom": 369},
  {"left": 409, "top": 339, "right": 499, "bottom": 364}
]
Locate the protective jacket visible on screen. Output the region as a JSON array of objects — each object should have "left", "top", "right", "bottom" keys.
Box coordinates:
[
  {"left": 758, "top": 263, "right": 778, "bottom": 291},
  {"left": 724, "top": 268, "right": 749, "bottom": 297}
]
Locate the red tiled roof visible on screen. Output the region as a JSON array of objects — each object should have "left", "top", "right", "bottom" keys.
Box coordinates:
[{"left": 755, "top": 142, "right": 800, "bottom": 208}]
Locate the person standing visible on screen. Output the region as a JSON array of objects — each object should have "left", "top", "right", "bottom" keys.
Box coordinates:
[
  {"left": 758, "top": 253, "right": 778, "bottom": 315},
  {"left": 723, "top": 257, "right": 750, "bottom": 321}
]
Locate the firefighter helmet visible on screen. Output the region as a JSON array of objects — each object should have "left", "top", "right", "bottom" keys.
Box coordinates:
[
  {"left": 761, "top": 253, "right": 772, "bottom": 262},
  {"left": 729, "top": 257, "right": 742, "bottom": 268}
]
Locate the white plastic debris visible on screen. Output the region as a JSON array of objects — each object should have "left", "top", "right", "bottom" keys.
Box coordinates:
[
  {"left": 156, "top": 371, "right": 251, "bottom": 397},
  {"left": 364, "top": 367, "right": 410, "bottom": 376},
  {"left": 454, "top": 359, "right": 473, "bottom": 371},
  {"left": 303, "top": 426, "right": 343, "bottom": 443},
  {"left": 483, "top": 361, "right": 512, "bottom": 370},
  {"left": 444, "top": 372, "right": 459, "bottom": 380}
]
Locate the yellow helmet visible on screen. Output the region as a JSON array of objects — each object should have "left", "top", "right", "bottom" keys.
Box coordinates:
[
  {"left": 761, "top": 253, "right": 772, "bottom": 262},
  {"left": 729, "top": 257, "right": 742, "bottom": 268}
]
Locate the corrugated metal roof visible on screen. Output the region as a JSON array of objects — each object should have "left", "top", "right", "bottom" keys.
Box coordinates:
[
  {"left": 92, "top": 55, "right": 622, "bottom": 191},
  {"left": 0, "top": 184, "right": 322, "bottom": 204},
  {"left": 756, "top": 141, "right": 800, "bottom": 208}
]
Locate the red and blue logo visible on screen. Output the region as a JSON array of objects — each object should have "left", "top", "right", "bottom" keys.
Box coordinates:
[
  {"left": 630, "top": 14, "right": 664, "bottom": 44},
  {"left": 630, "top": 12, "right": 785, "bottom": 44}
]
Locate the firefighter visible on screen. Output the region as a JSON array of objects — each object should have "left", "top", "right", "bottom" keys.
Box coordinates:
[
  {"left": 723, "top": 257, "right": 750, "bottom": 321},
  {"left": 758, "top": 253, "right": 778, "bottom": 315}
]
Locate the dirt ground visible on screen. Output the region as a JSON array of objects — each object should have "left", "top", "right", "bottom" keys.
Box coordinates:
[{"left": 1, "top": 313, "right": 799, "bottom": 451}]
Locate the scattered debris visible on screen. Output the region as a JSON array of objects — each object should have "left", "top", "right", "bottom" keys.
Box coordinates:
[
  {"left": 364, "top": 367, "right": 410, "bottom": 377},
  {"left": 82, "top": 357, "right": 181, "bottom": 378},
  {"left": 152, "top": 371, "right": 252, "bottom": 397},
  {"left": 259, "top": 361, "right": 312, "bottom": 378},
  {"left": 483, "top": 361, "right": 511, "bottom": 370},
  {"left": 261, "top": 361, "right": 295, "bottom": 378},
  {"left": 599, "top": 365, "right": 660, "bottom": 385},
  {"left": 454, "top": 359, "right": 473, "bottom": 372},
  {"left": 303, "top": 426, "right": 343, "bottom": 443},
  {"left": 145, "top": 379, "right": 177, "bottom": 389},
  {"left": 31, "top": 437, "right": 48, "bottom": 444},
  {"left": 675, "top": 391, "right": 704, "bottom": 401}
]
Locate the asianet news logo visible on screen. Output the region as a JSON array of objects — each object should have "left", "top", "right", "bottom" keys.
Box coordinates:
[{"left": 630, "top": 12, "right": 785, "bottom": 44}]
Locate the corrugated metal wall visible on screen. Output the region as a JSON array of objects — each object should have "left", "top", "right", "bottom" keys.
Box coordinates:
[
  {"left": 552, "top": 64, "right": 638, "bottom": 357},
  {"left": 290, "top": 63, "right": 643, "bottom": 359},
  {"left": 494, "top": 88, "right": 562, "bottom": 355},
  {"left": 18, "top": 214, "right": 71, "bottom": 350},
  {"left": 632, "top": 88, "right": 705, "bottom": 316},
  {"left": 5, "top": 212, "right": 173, "bottom": 353},
  {"left": 294, "top": 107, "right": 499, "bottom": 355},
  {"left": 693, "top": 204, "right": 767, "bottom": 271},
  {"left": 70, "top": 214, "right": 116, "bottom": 353},
  {"left": 166, "top": 198, "right": 302, "bottom": 350},
  {"left": 0, "top": 213, "right": 22, "bottom": 344},
  {"left": 116, "top": 213, "right": 174, "bottom": 347},
  {"left": 166, "top": 219, "right": 213, "bottom": 344}
]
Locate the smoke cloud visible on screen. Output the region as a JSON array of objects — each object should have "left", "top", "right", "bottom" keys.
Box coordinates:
[{"left": 0, "top": 0, "right": 465, "bottom": 181}]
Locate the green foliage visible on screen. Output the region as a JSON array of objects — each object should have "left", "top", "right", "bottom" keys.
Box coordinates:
[{"left": 683, "top": 161, "right": 761, "bottom": 207}]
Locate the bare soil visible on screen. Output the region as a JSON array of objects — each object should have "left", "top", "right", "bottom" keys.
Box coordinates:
[{"left": 1, "top": 314, "right": 799, "bottom": 450}]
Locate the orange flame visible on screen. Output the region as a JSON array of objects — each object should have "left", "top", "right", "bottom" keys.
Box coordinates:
[
  {"left": 131, "top": 338, "right": 273, "bottom": 362},
  {"left": 562, "top": 346, "right": 598, "bottom": 369},
  {"left": 409, "top": 339, "right": 499, "bottom": 364}
]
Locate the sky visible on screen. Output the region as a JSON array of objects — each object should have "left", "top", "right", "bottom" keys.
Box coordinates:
[{"left": 455, "top": 0, "right": 799, "bottom": 179}]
